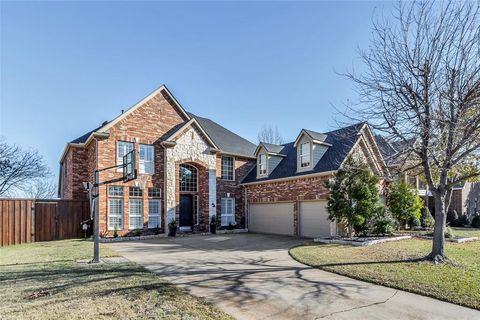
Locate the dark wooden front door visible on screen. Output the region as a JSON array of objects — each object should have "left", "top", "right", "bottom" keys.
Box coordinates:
[{"left": 179, "top": 195, "right": 193, "bottom": 229}]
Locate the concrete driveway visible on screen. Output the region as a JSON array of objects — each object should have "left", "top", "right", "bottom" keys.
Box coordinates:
[{"left": 108, "top": 233, "right": 479, "bottom": 320}]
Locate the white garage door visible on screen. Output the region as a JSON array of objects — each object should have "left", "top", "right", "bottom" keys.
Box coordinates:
[
  {"left": 249, "top": 202, "right": 294, "bottom": 235},
  {"left": 299, "top": 201, "right": 332, "bottom": 238}
]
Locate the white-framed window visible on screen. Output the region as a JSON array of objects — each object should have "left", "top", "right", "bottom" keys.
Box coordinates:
[
  {"left": 221, "top": 156, "right": 234, "bottom": 180},
  {"left": 129, "top": 199, "right": 143, "bottom": 229},
  {"left": 148, "top": 199, "right": 161, "bottom": 228},
  {"left": 300, "top": 142, "right": 311, "bottom": 168},
  {"left": 117, "top": 141, "right": 134, "bottom": 169},
  {"left": 221, "top": 198, "right": 235, "bottom": 226},
  {"left": 139, "top": 144, "right": 154, "bottom": 174},
  {"left": 108, "top": 198, "right": 123, "bottom": 230},
  {"left": 179, "top": 164, "right": 198, "bottom": 192},
  {"left": 258, "top": 154, "right": 267, "bottom": 175}
]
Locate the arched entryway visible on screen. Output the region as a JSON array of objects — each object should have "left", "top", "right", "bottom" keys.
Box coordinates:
[{"left": 178, "top": 164, "right": 198, "bottom": 231}]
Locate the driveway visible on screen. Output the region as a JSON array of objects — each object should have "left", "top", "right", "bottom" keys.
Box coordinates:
[{"left": 108, "top": 233, "right": 479, "bottom": 320}]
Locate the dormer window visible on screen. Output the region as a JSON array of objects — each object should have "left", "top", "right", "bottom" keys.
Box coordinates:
[
  {"left": 300, "top": 142, "right": 311, "bottom": 168},
  {"left": 258, "top": 154, "right": 267, "bottom": 175}
]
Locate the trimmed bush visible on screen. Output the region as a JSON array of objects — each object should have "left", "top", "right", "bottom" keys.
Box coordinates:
[
  {"left": 457, "top": 214, "right": 469, "bottom": 227},
  {"left": 421, "top": 208, "right": 435, "bottom": 229},
  {"left": 471, "top": 215, "right": 480, "bottom": 228},
  {"left": 445, "top": 227, "right": 455, "bottom": 239}
]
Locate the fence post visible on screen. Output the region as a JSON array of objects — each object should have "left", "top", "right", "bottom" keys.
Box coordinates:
[{"left": 31, "top": 201, "right": 36, "bottom": 243}]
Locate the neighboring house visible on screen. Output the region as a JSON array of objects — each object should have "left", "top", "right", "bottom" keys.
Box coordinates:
[
  {"left": 59, "top": 85, "right": 256, "bottom": 236},
  {"left": 241, "top": 123, "right": 388, "bottom": 238},
  {"left": 59, "top": 85, "right": 389, "bottom": 237},
  {"left": 374, "top": 136, "right": 480, "bottom": 219}
]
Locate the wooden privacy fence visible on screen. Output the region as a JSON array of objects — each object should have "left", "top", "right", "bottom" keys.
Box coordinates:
[{"left": 0, "top": 199, "right": 90, "bottom": 247}]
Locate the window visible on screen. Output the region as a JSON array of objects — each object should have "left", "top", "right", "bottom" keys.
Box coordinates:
[
  {"left": 193, "top": 195, "right": 199, "bottom": 225},
  {"left": 117, "top": 141, "right": 134, "bottom": 168},
  {"left": 139, "top": 144, "right": 154, "bottom": 174},
  {"left": 221, "top": 198, "right": 235, "bottom": 226},
  {"left": 179, "top": 164, "right": 197, "bottom": 192},
  {"left": 148, "top": 187, "right": 161, "bottom": 198},
  {"left": 129, "top": 186, "right": 143, "bottom": 197},
  {"left": 221, "top": 156, "right": 234, "bottom": 180},
  {"left": 418, "top": 179, "right": 426, "bottom": 190},
  {"left": 300, "top": 142, "right": 311, "bottom": 168},
  {"left": 108, "top": 185, "right": 124, "bottom": 230},
  {"left": 258, "top": 154, "right": 267, "bottom": 175},
  {"left": 109, "top": 185, "right": 124, "bottom": 197},
  {"left": 129, "top": 199, "right": 143, "bottom": 229},
  {"left": 148, "top": 199, "right": 161, "bottom": 228}
]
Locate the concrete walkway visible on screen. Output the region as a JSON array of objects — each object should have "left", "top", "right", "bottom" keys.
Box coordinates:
[{"left": 107, "top": 233, "right": 479, "bottom": 320}]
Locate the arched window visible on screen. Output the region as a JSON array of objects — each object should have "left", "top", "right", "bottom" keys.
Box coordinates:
[{"left": 179, "top": 164, "right": 198, "bottom": 192}]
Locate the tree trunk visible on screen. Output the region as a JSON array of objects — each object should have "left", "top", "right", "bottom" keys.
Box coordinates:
[{"left": 429, "top": 191, "right": 448, "bottom": 263}]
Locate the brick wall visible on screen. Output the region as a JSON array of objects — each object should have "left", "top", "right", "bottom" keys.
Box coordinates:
[
  {"left": 61, "top": 147, "right": 88, "bottom": 200},
  {"left": 216, "top": 155, "right": 255, "bottom": 228},
  {"left": 96, "top": 91, "right": 187, "bottom": 236}
]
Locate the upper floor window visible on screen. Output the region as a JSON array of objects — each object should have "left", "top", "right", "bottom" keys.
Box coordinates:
[
  {"left": 148, "top": 187, "right": 162, "bottom": 198},
  {"left": 139, "top": 144, "right": 154, "bottom": 174},
  {"left": 258, "top": 154, "right": 267, "bottom": 175},
  {"left": 221, "top": 156, "right": 234, "bottom": 180},
  {"left": 129, "top": 186, "right": 143, "bottom": 197},
  {"left": 117, "top": 141, "right": 134, "bottom": 167},
  {"left": 179, "top": 164, "right": 198, "bottom": 192},
  {"left": 300, "top": 142, "right": 311, "bottom": 168},
  {"left": 108, "top": 185, "right": 124, "bottom": 197}
]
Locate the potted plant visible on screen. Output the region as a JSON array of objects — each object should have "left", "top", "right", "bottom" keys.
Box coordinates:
[
  {"left": 210, "top": 215, "right": 217, "bottom": 234},
  {"left": 168, "top": 219, "right": 177, "bottom": 237}
]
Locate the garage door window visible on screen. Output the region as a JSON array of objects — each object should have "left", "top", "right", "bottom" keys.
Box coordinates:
[{"left": 221, "top": 198, "right": 235, "bottom": 226}]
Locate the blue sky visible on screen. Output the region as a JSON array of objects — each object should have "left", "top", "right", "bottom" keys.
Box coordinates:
[{"left": 1, "top": 1, "right": 393, "bottom": 182}]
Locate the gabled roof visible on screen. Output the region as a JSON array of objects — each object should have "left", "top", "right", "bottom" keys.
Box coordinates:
[
  {"left": 242, "top": 122, "right": 366, "bottom": 184},
  {"left": 63, "top": 93, "right": 257, "bottom": 162},
  {"left": 162, "top": 118, "right": 219, "bottom": 149},
  {"left": 293, "top": 128, "right": 332, "bottom": 147},
  {"left": 254, "top": 142, "right": 286, "bottom": 157},
  {"left": 188, "top": 113, "right": 256, "bottom": 158}
]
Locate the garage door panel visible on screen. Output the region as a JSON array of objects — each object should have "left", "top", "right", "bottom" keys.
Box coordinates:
[
  {"left": 249, "top": 203, "right": 294, "bottom": 236},
  {"left": 299, "top": 201, "right": 332, "bottom": 238}
]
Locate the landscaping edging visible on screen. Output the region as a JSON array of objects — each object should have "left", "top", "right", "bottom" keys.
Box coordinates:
[
  {"left": 313, "top": 235, "right": 412, "bottom": 246},
  {"left": 99, "top": 229, "right": 249, "bottom": 243},
  {"left": 415, "top": 235, "right": 479, "bottom": 243}
]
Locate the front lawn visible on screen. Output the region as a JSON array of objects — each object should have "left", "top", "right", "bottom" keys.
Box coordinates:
[
  {"left": 290, "top": 238, "right": 480, "bottom": 310},
  {"left": 0, "top": 240, "right": 232, "bottom": 320}
]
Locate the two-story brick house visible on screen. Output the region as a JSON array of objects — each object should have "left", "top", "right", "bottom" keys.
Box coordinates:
[
  {"left": 59, "top": 85, "right": 389, "bottom": 237},
  {"left": 59, "top": 85, "right": 256, "bottom": 236}
]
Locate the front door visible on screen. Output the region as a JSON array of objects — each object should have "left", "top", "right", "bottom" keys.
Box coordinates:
[{"left": 179, "top": 195, "right": 193, "bottom": 230}]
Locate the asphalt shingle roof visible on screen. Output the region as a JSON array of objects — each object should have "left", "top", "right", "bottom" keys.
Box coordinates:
[
  {"left": 304, "top": 129, "right": 328, "bottom": 142},
  {"left": 259, "top": 142, "right": 285, "bottom": 154},
  {"left": 242, "top": 122, "right": 366, "bottom": 184},
  {"left": 188, "top": 113, "right": 256, "bottom": 158},
  {"left": 70, "top": 113, "right": 257, "bottom": 158}
]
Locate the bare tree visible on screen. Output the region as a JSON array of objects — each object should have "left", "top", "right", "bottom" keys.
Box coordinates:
[
  {"left": 343, "top": 1, "right": 480, "bottom": 262},
  {"left": 0, "top": 139, "right": 50, "bottom": 196},
  {"left": 257, "top": 125, "right": 284, "bottom": 144},
  {"left": 23, "top": 179, "right": 57, "bottom": 199}
]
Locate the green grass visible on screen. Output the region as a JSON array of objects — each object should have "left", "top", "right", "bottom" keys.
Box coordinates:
[
  {"left": 290, "top": 237, "right": 480, "bottom": 310},
  {"left": 0, "top": 239, "right": 232, "bottom": 320}
]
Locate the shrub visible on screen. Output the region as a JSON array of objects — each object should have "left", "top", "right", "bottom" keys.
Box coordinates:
[
  {"left": 133, "top": 229, "right": 142, "bottom": 237},
  {"left": 421, "top": 208, "right": 435, "bottom": 229},
  {"left": 372, "top": 216, "right": 396, "bottom": 236},
  {"left": 410, "top": 216, "right": 421, "bottom": 229},
  {"left": 445, "top": 227, "right": 455, "bottom": 239},
  {"left": 387, "top": 180, "right": 423, "bottom": 228},
  {"left": 326, "top": 157, "right": 380, "bottom": 238},
  {"left": 471, "top": 215, "right": 480, "bottom": 228},
  {"left": 153, "top": 225, "right": 161, "bottom": 235},
  {"left": 447, "top": 210, "right": 459, "bottom": 226},
  {"left": 457, "top": 214, "right": 469, "bottom": 227},
  {"left": 113, "top": 228, "right": 118, "bottom": 238}
]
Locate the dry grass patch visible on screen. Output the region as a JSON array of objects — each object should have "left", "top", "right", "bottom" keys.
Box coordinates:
[
  {"left": 290, "top": 238, "right": 480, "bottom": 310},
  {"left": 0, "top": 239, "right": 232, "bottom": 320}
]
